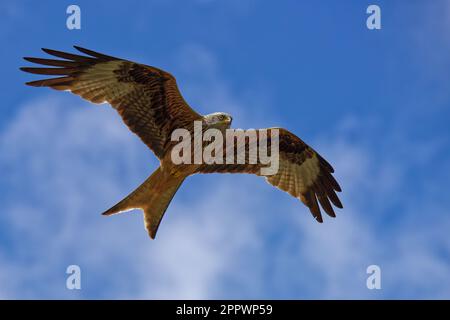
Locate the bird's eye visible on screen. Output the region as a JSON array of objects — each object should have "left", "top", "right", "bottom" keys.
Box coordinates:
[{"left": 219, "top": 115, "right": 225, "bottom": 120}]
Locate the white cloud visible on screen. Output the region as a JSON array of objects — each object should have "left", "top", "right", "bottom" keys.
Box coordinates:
[
  {"left": 0, "top": 92, "right": 266, "bottom": 299},
  {"left": 2, "top": 93, "right": 450, "bottom": 299}
]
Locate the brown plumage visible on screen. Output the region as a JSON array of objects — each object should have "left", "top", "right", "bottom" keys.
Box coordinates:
[
  {"left": 22, "top": 46, "right": 201, "bottom": 158},
  {"left": 21, "top": 46, "right": 343, "bottom": 239},
  {"left": 195, "top": 128, "right": 342, "bottom": 223}
]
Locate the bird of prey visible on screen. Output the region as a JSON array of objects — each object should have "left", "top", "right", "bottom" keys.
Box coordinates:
[{"left": 21, "top": 46, "right": 343, "bottom": 239}]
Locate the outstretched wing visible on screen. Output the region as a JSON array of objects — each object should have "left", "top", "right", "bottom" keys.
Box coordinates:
[
  {"left": 21, "top": 46, "right": 202, "bottom": 159},
  {"left": 196, "top": 128, "right": 343, "bottom": 222}
]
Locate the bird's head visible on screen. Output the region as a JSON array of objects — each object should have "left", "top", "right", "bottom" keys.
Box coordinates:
[{"left": 203, "top": 112, "right": 233, "bottom": 129}]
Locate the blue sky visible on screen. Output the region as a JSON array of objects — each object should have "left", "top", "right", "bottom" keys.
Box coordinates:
[{"left": 0, "top": 0, "right": 450, "bottom": 299}]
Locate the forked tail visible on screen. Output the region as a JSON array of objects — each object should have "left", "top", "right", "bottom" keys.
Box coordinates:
[{"left": 102, "top": 167, "right": 185, "bottom": 239}]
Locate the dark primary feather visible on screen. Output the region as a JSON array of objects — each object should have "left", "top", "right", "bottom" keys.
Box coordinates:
[
  {"left": 41, "top": 48, "right": 97, "bottom": 62},
  {"left": 23, "top": 57, "right": 80, "bottom": 67}
]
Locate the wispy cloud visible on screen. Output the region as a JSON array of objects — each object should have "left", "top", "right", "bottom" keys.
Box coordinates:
[
  {"left": 3, "top": 91, "right": 449, "bottom": 299},
  {"left": 173, "top": 44, "right": 281, "bottom": 128},
  {"left": 0, "top": 94, "right": 264, "bottom": 299}
]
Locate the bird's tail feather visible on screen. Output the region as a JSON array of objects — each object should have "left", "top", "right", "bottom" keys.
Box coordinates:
[{"left": 102, "top": 167, "right": 185, "bottom": 239}]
